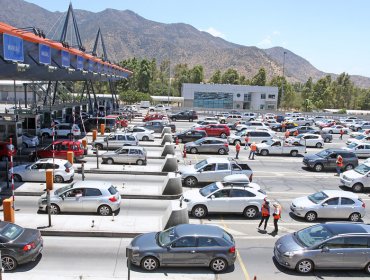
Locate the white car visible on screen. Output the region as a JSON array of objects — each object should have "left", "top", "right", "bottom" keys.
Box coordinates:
[
  {"left": 322, "top": 125, "right": 350, "bottom": 134},
  {"left": 228, "top": 129, "right": 274, "bottom": 145},
  {"left": 22, "top": 133, "right": 39, "bottom": 148},
  {"left": 340, "top": 162, "right": 370, "bottom": 193},
  {"left": 124, "top": 126, "right": 155, "bottom": 141},
  {"left": 11, "top": 158, "right": 74, "bottom": 183},
  {"left": 192, "top": 120, "right": 219, "bottom": 128},
  {"left": 235, "top": 121, "right": 268, "bottom": 132},
  {"left": 286, "top": 133, "right": 324, "bottom": 148},
  {"left": 183, "top": 182, "right": 266, "bottom": 218},
  {"left": 343, "top": 143, "right": 370, "bottom": 158},
  {"left": 40, "top": 123, "right": 81, "bottom": 138},
  {"left": 346, "top": 135, "right": 370, "bottom": 145}
]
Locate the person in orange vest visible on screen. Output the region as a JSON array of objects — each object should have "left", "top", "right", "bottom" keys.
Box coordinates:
[
  {"left": 235, "top": 142, "right": 241, "bottom": 159},
  {"left": 258, "top": 198, "right": 270, "bottom": 231},
  {"left": 293, "top": 130, "right": 299, "bottom": 137},
  {"left": 284, "top": 130, "right": 290, "bottom": 139},
  {"left": 272, "top": 202, "right": 281, "bottom": 234},
  {"left": 249, "top": 142, "right": 257, "bottom": 160},
  {"left": 281, "top": 122, "right": 286, "bottom": 132},
  {"left": 244, "top": 133, "right": 250, "bottom": 150},
  {"left": 335, "top": 154, "right": 343, "bottom": 176},
  {"left": 339, "top": 128, "right": 344, "bottom": 140}
]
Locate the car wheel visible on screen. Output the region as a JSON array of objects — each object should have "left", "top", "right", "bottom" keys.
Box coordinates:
[
  {"left": 324, "top": 137, "right": 330, "bottom": 143},
  {"left": 172, "top": 117, "right": 177, "bottom": 121},
  {"left": 218, "top": 148, "right": 226, "bottom": 155},
  {"left": 329, "top": 130, "right": 333, "bottom": 134},
  {"left": 243, "top": 206, "right": 258, "bottom": 219},
  {"left": 210, "top": 257, "right": 228, "bottom": 273},
  {"left": 290, "top": 150, "right": 298, "bottom": 157},
  {"left": 305, "top": 123, "right": 310, "bottom": 126},
  {"left": 42, "top": 132, "right": 50, "bottom": 138},
  {"left": 221, "top": 120, "right": 226, "bottom": 124},
  {"left": 22, "top": 142, "right": 28, "bottom": 148},
  {"left": 345, "top": 164, "right": 354, "bottom": 171},
  {"left": 305, "top": 211, "right": 317, "bottom": 222},
  {"left": 141, "top": 256, "right": 159, "bottom": 271},
  {"left": 220, "top": 133, "right": 227, "bottom": 138},
  {"left": 365, "top": 262, "right": 370, "bottom": 274},
  {"left": 54, "top": 175, "right": 64, "bottom": 183},
  {"left": 315, "top": 142, "right": 322, "bottom": 148},
  {"left": 233, "top": 140, "right": 241, "bottom": 146},
  {"left": 349, "top": 212, "right": 361, "bottom": 222},
  {"left": 96, "top": 144, "right": 104, "bottom": 150},
  {"left": 260, "top": 149, "right": 269, "bottom": 156},
  {"left": 184, "top": 176, "right": 198, "bottom": 187},
  {"left": 50, "top": 203, "right": 60, "bottom": 215},
  {"left": 1, "top": 255, "right": 17, "bottom": 271},
  {"left": 98, "top": 205, "right": 112, "bottom": 216},
  {"left": 357, "top": 127, "right": 362, "bottom": 132},
  {"left": 136, "top": 159, "right": 145, "bottom": 165},
  {"left": 106, "top": 158, "right": 114, "bottom": 165},
  {"left": 190, "top": 147, "right": 198, "bottom": 154},
  {"left": 296, "top": 259, "right": 314, "bottom": 274},
  {"left": 13, "top": 174, "right": 22, "bottom": 182},
  {"left": 192, "top": 205, "right": 207, "bottom": 218},
  {"left": 142, "top": 136, "right": 149, "bottom": 141},
  {"left": 352, "top": 183, "right": 364, "bottom": 193},
  {"left": 313, "top": 163, "right": 323, "bottom": 172}
]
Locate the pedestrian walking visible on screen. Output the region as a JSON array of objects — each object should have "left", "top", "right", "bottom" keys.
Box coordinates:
[
  {"left": 249, "top": 142, "right": 257, "bottom": 160},
  {"left": 271, "top": 202, "right": 281, "bottom": 234},
  {"left": 293, "top": 130, "right": 299, "bottom": 137},
  {"left": 235, "top": 142, "right": 241, "bottom": 159},
  {"left": 244, "top": 133, "right": 250, "bottom": 150},
  {"left": 335, "top": 154, "right": 343, "bottom": 176},
  {"left": 258, "top": 198, "right": 270, "bottom": 231},
  {"left": 284, "top": 130, "right": 290, "bottom": 139},
  {"left": 281, "top": 122, "right": 286, "bottom": 132},
  {"left": 339, "top": 129, "right": 344, "bottom": 140}
]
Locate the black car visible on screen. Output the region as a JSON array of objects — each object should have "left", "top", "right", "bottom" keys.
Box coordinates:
[
  {"left": 0, "top": 221, "right": 43, "bottom": 271},
  {"left": 169, "top": 111, "right": 198, "bottom": 122},
  {"left": 175, "top": 129, "right": 207, "bottom": 143}
]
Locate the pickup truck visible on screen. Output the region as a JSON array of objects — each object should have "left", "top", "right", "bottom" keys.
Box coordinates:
[
  {"left": 179, "top": 157, "right": 253, "bottom": 187},
  {"left": 292, "top": 117, "right": 314, "bottom": 126},
  {"left": 149, "top": 104, "right": 171, "bottom": 112},
  {"left": 256, "top": 139, "right": 306, "bottom": 157}
]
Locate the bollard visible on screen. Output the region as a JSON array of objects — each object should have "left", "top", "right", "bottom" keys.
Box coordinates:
[
  {"left": 82, "top": 139, "right": 88, "bottom": 155},
  {"left": 67, "top": 151, "right": 74, "bottom": 165},
  {"left": 100, "top": 124, "right": 105, "bottom": 136},
  {"left": 81, "top": 162, "right": 85, "bottom": 181},
  {"left": 46, "top": 169, "right": 53, "bottom": 227},
  {"left": 3, "top": 198, "right": 14, "bottom": 223},
  {"left": 92, "top": 130, "right": 97, "bottom": 141}
]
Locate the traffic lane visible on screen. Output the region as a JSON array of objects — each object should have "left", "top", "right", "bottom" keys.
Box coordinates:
[{"left": 75, "top": 156, "right": 165, "bottom": 167}]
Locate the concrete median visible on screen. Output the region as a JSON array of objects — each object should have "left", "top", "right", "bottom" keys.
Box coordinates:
[
  {"left": 161, "top": 133, "right": 173, "bottom": 145},
  {"left": 161, "top": 143, "right": 175, "bottom": 157},
  {"left": 161, "top": 127, "right": 172, "bottom": 137},
  {"left": 161, "top": 172, "right": 182, "bottom": 196},
  {"left": 161, "top": 154, "right": 178, "bottom": 172},
  {"left": 162, "top": 200, "right": 189, "bottom": 229}
]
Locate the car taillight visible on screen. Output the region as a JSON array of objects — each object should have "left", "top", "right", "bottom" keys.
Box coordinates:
[
  {"left": 65, "top": 168, "right": 70, "bottom": 173},
  {"left": 229, "top": 246, "right": 236, "bottom": 254},
  {"left": 224, "top": 143, "right": 228, "bottom": 147},
  {"left": 73, "top": 129, "right": 79, "bottom": 132},
  {"left": 23, "top": 242, "right": 36, "bottom": 251},
  {"left": 249, "top": 174, "right": 253, "bottom": 182},
  {"left": 109, "top": 196, "right": 117, "bottom": 202},
  {"left": 362, "top": 202, "right": 366, "bottom": 208}
]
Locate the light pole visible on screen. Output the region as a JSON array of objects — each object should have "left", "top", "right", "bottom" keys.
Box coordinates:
[
  {"left": 167, "top": 59, "right": 171, "bottom": 107},
  {"left": 281, "top": 51, "right": 287, "bottom": 109}
]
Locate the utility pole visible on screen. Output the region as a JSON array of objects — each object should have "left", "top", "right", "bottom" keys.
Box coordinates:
[{"left": 281, "top": 51, "right": 287, "bottom": 109}]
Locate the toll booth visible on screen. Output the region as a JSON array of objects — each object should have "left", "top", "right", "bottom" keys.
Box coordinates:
[
  {"left": 21, "top": 113, "right": 41, "bottom": 136},
  {"left": 0, "top": 119, "right": 23, "bottom": 147}
]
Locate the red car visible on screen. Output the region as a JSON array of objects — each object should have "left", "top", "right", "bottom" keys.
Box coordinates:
[
  {"left": 143, "top": 114, "right": 166, "bottom": 122},
  {"left": 29, "top": 140, "right": 84, "bottom": 161},
  {"left": 106, "top": 115, "right": 128, "bottom": 128},
  {"left": 319, "top": 121, "right": 336, "bottom": 129},
  {"left": 0, "top": 141, "right": 16, "bottom": 161},
  {"left": 195, "top": 124, "right": 230, "bottom": 138}
]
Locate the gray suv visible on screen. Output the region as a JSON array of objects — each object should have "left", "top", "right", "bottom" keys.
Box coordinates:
[
  {"left": 303, "top": 149, "right": 358, "bottom": 172},
  {"left": 274, "top": 223, "right": 370, "bottom": 274}
]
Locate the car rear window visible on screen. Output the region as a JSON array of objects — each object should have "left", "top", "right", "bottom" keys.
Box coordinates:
[
  {"left": 0, "top": 224, "right": 23, "bottom": 241},
  {"left": 64, "top": 162, "right": 72, "bottom": 168},
  {"left": 223, "top": 231, "right": 234, "bottom": 244},
  {"left": 108, "top": 186, "right": 118, "bottom": 195}
]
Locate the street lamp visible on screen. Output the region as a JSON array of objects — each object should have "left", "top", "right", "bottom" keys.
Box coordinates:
[{"left": 281, "top": 51, "right": 287, "bottom": 109}]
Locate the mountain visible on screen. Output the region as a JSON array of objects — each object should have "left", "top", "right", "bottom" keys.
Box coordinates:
[{"left": 1, "top": 0, "right": 370, "bottom": 88}]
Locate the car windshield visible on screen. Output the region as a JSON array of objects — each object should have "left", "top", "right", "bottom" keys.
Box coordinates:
[
  {"left": 54, "top": 183, "right": 74, "bottom": 195},
  {"left": 316, "top": 150, "right": 331, "bottom": 158},
  {"left": 199, "top": 183, "right": 220, "bottom": 197},
  {"left": 158, "top": 227, "right": 178, "bottom": 246},
  {"left": 355, "top": 135, "right": 365, "bottom": 140},
  {"left": 194, "top": 139, "right": 204, "bottom": 145},
  {"left": 0, "top": 223, "right": 24, "bottom": 241},
  {"left": 347, "top": 143, "right": 358, "bottom": 149},
  {"left": 295, "top": 134, "right": 304, "bottom": 139},
  {"left": 296, "top": 224, "right": 334, "bottom": 247},
  {"left": 308, "top": 191, "right": 328, "bottom": 204},
  {"left": 354, "top": 164, "right": 370, "bottom": 175},
  {"left": 265, "top": 139, "right": 275, "bottom": 145},
  {"left": 195, "top": 159, "right": 208, "bottom": 170},
  {"left": 235, "top": 130, "right": 244, "bottom": 136}
]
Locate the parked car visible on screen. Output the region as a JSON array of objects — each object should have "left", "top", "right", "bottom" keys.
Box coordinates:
[
  {"left": 142, "top": 120, "right": 176, "bottom": 133},
  {"left": 219, "top": 114, "right": 242, "bottom": 124},
  {"left": 192, "top": 120, "right": 219, "bottom": 128},
  {"left": 179, "top": 157, "right": 253, "bottom": 187},
  {"left": 195, "top": 124, "right": 230, "bottom": 138},
  {"left": 241, "top": 112, "right": 257, "bottom": 121},
  {"left": 183, "top": 181, "right": 266, "bottom": 218},
  {"left": 340, "top": 161, "right": 370, "bottom": 192},
  {"left": 22, "top": 133, "right": 39, "bottom": 148},
  {"left": 92, "top": 133, "right": 138, "bottom": 150},
  {"left": 169, "top": 110, "right": 198, "bottom": 122},
  {"left": 322, "top": 125, "right": 350, "bottom": 134},
  {"left": 274, "top": 222, "right": 370, "bottom": 274},
  {"left": 29, "top": 140, "right": 85, "bottom": 161},
  {"left": 346, "top": 134, "right": 370, "bottom": 145},
  {"left": 185, "top": 137, "right": 229, "bottom": 155},
  {"left": 174, "top": 129, "right": 207, "bottom": 143},
  {"left": 311, "top": 130, "right": 333, "bottom": 143},
  {"left": 38, "top": 181, "right": 121, "bottom": 216},
  {"left": 256, "top": 139, "right": 306, "bottom": 157},
  {"left": 0, "top": 221, "right": 43, "bottom": 271},
  {"left": 126, "top": 224, "right": 236, "bottom": 272},
  {"left": 106, "top": 115, "right": 129, "bottom": 128},
  {"left": 228, "top": 130, "right": 274, "bottom": 145},
  {"left": 302, "top": 149, "right": 358, "bottom": 172},
  {"left": 286, "top": 133, "right": 324, "bottom": 148},
  {"left": 290, "top": 190, "right": 365, "bottom": 222},
  {"left": 351, "top": 121, "right": 370, "bottom": 132},
  {"left": 0, "top": 141, "right": 16, "bottom": 161},
  {"left": 11, "top": 159, "right": 74, "bottom": 183},
  {"left": 124, "top": 126, "right": 154, "bottom": 141},
  {"left": 40, "top": 123, "right": 81, "bottom": 138},
  {"left": 235, "top": 121, "right": 268, "bottom": 132},
  {"left": 292, "top": 117, "right": 314, "bottom": 126},
  {"left": 287, "top": 126, "right": 316, "bottom": 136},
  {"left": 101, "top": 146, "right": 147, "bottom": 165},
  {"left": 143, "top": 113, "right": 166, "bottom": 122},
  {"left": 148, "top": 104, "right": 171, "bottom": 112},
  {"left": 343, "top": 142, "right": 370, "bottom": 158}
]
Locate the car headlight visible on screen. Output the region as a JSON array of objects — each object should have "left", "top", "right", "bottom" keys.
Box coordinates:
[
  {"left": 40, "top": 199, "right": 47, "bottom": 205},
  {"left": 184, "top": 198, "right": 191, "bottom": 202},
  {"left": 283, "top": 251, "right": 296, "bottom": 258},
  {"left": 294, "top": 206, "right": 304, "bottom": 211}
]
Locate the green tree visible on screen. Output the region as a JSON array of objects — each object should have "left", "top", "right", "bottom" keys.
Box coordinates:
[
  {"left": 190, "top": 65, "right": 204, "bottom": 83},
  {"left": 251, "top": 68, "right": 266, "bottom": 86},
  {"left": 209, "top": 70, "right": 221, "bottom": 84},
  {"left": 221, "top": 68, "right": 239, "bottom": 84}
]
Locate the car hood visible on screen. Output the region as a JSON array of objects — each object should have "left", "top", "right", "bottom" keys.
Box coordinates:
[
  {"left": 183, "top": 189, "right": 204, "bottom": 201},
  {"left": 292, "top": 196, "right": 315, "bottom": 208},
  {"left": 102, "top": 151, "right": 118, "bottom": 157},
  {"left": 275, "top": 233, "right": 304, "bottom": 253},
  {"left": 129, "top": 232, "right": 161, "bottom": 250},
  {"left": 256, "top": 143, "right": 268, "bottom": 149},
  {"left": 303, "top": 154, "right": 321, "bottom": 161},
  {"left": 342, "top": 169, "right": 364, "bottom": 179},
  {"left": 179, "top": 165, "right": 196, "bottom": 175},
  {"left": 12, "top": 165, "right": 27, "bottom": 173},
  {"left": 186, "top": 142, "right": 196, "bottom": 147}
]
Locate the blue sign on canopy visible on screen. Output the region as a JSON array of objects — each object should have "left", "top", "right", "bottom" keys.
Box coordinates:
[
  {"left": 3, "top": 34, "right": 24, "bottom": 62},
  {"left": 61, "top": 50, "right": 70, "bottom": 68},
  {"left": 88, "top": 60, "right": 94, "bottom": 72},
  {"left": 97, "top": 63, "right": 101, "bottom": 73},
  {"left": 39, "top": 44, "right": 51, "bottom": 65},
  {"left": 77, "top": 56, "right": 84, "bottom": 70}
]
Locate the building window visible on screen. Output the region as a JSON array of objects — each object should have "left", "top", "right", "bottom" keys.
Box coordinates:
[
  {"left": 261, "top": 94, "right": 266, "bottom": 99},
  {"left": 194, "top": 92, "right": 233, "bottom": 109},
  {"left": 260, "top": 104, "right": 264, "bottom": 110},
  {"left": 244, "top": 93, "right": 252, "bottom": 102},
  {"left": 268, "top": 94, "right": 276, "bottom": 99},
  {"left": 236, "top": 93, "right": 241, "bottom": 98},
  {"left": 267, "top": 105, "right": 275, "bottom": 109}
]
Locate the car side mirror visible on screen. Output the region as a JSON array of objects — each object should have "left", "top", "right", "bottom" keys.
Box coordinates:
[
  {"left": 322, "top": 203, "right": 328, "bottom": 207},
  {"left": 198, "top": 169, "right": 203, "bottom": 173},
  {"left": 60, "top": 194, "right": 65, "bottom": 200},
  {"left": 321, "top": 246, "right": 329, "bottom": 253},
  {"left": 210, "top": 195, "right": 215, "bottom": 200}
]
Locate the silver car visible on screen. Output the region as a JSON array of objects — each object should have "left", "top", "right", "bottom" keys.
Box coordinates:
[
  {"left": 126, "top": 224, "right": 236, "bottom": 273},
  {"left": 274, "top": 223, "right": 370, "bottom": 274},
  {"left": 101, "top": 146, "right": 147, "bottom": 165},
  {"left": 185, "top": 137, "right": 229, "bottom": 155},
  {"left": 93, "top": 133, "right": 138, "bottom": 150},
  {"left": 38, "top": 181, "right": 121, "bottom": 216},
  {"left": 290, "top": 190, "right": 366, "bottom": 222}
]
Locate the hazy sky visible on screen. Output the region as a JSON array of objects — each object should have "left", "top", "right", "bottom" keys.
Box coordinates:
[{"left": 24, "top": 0, "right": 370, "bottom": 77}]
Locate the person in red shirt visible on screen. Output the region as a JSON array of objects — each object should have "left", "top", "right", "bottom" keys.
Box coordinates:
[
  {"left": 284, "top": 130, "right": 290, "bottom": 139},
  {"left": 258, "top": 198, "right": 270, "bottom": 231},
  {"left": 293, "top": 130, "right": 299, "bottom": 137},
  {"left": 335, "top": 154, "right": 343, "bottom": 176},
  {"left": 249, "top": 142, "right": 257, "bottom": 160},
  {"left": 339, "top": 129, "right": 344, "bottom": 140},
  {"left": 235, "top": 142, "right": 241, "bottom": 159},
  {"left": 244, "top": 133, "right": 250, "bottom": 150}
]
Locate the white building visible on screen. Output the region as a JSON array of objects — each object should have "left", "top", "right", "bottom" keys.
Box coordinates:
[{"left": 182, "top": 83, "right": 278, "bottom": 110}]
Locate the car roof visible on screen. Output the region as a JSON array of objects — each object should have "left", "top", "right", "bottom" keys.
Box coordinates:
[
  {"left": 72, "top": 181, "right": 112, "bottom": 189},
  {"left": 37, "top": 158, "right": 69, "bottom": 164},
  {"left": 324, "top": 223, "right": 370, "bottom": 235},
  {"left": 205, "top": 157, "right": 229, "bottom": 163},
  {"left": 321, "top": 190, "right": 359, "bottom": 199},
  {"left": 202, "top": 137, "right": 225, "bottom": 141},
  {"left": 175, "top": 224, "right": 225, "bottom": 238},
  {"left": 223, "top": 174, "right": 250, "bottom": 183}
]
